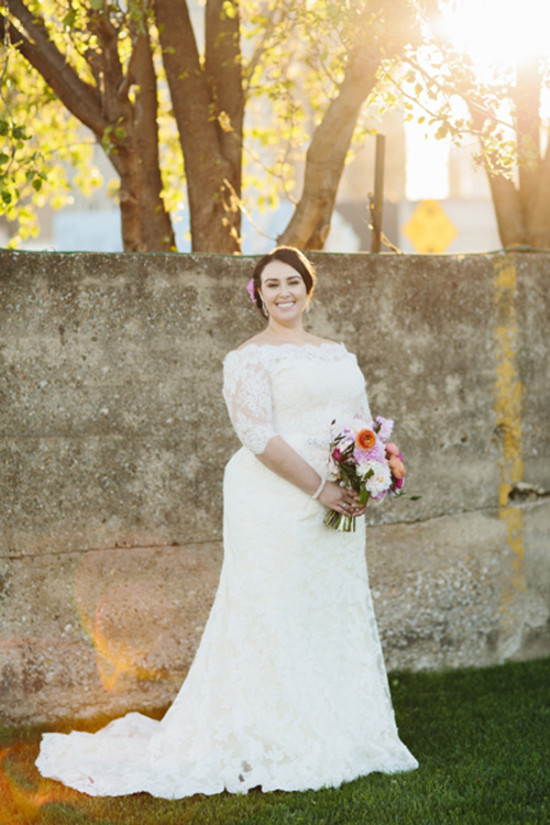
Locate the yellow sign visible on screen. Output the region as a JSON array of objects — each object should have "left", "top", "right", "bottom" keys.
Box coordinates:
[{"left": 402, "top": 199, "right": 457, "bottom": 253}]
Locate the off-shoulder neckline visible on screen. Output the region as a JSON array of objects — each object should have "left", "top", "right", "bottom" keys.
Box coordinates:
[{"left": 229, "top": 341, "right": 345, "bottom": 354}]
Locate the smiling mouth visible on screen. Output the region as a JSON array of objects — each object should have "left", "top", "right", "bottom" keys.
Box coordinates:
[{"left": 276, "top": 301, "right": 295, "bottom": 307}]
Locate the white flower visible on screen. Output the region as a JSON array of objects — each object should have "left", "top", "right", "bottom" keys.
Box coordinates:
[{"left": 361, "top": 460, "right": 392, "bottom": 497}]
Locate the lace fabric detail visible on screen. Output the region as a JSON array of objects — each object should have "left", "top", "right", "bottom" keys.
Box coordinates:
[
  {"left": 223, "top": 343, "right": 371, "bottom": 456},
  {"left": 222, "top": 347, "right": 278, "bottom": 454},
  {"left": 36, "top": 341, "right": 417, "bottom": 799}
]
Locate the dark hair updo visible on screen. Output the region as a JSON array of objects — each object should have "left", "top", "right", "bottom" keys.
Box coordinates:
[{"left": 250, "top": 246, "right": 317, "bottom": 317}]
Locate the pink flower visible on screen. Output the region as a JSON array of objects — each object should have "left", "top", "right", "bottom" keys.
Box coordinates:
[
  {"left": 354, "top": 440, "right": 386, "bottom": 464},
  {"left": 375, "top": 416, "right": 394, "bottom": 440},
  {"left": 393, "top": 475, "right": 405, "bottom": 492},
  {"left": 387, "top": 445, "right": 406, "bottom": 486},
  {"left": 328, "top": 447, "right": 341, "bottom": 474}
]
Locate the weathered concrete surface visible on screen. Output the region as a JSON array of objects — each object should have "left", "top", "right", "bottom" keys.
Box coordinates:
[
  {"left": 0, "top": 543, "right": 221, "bottom": 723},
  {"left": 368, "top": 504, "right": 550, "bottom": 671},
  {"left": 0, "top": 249, "right": 548, "bottom": 724}
]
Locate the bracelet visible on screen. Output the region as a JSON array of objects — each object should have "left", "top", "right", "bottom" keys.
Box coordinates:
[{"left": 312, "top": 477, "right": 326, "bottom": 499}]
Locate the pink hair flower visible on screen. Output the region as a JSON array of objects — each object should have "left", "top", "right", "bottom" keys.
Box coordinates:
[{"left": 246, "top": 278, "right": 256, "bottom": 303}]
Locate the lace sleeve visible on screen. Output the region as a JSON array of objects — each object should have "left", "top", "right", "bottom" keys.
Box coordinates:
[{"left": 223, "top": 348, "right": 277, "bottom": 454}]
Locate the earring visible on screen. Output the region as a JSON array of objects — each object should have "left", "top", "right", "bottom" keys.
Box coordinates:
[{"left": 262, "top": 300, "right": 268, "bottom": 316}]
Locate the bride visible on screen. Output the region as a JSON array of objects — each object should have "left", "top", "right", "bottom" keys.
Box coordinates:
[{"left": 36, "top": 246, "right": 418, "bottom": 797}]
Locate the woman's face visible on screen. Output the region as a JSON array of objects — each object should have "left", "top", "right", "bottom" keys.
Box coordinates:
[{"left": 259, "top": 260, "right": 308, "bottom": 324}]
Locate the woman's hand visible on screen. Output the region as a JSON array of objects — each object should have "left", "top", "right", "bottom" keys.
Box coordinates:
[
  {"left": 318, "top": 480, "right": 366, "bottom": 517},
  {"left": 386, "top": 442, "right": 406, "bottom": 480}
]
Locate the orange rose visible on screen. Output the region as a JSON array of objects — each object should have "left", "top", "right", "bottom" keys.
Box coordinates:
[{"left": 356, "top": 428, "right": 376, "bottom": 450}]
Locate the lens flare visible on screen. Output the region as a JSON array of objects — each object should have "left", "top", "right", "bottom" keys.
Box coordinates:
[
  {"left": 73, "top": 553, "right": 178, "bottom": 693},
  {"left": 0, "top": 743, "right": 77, "bottom": 822}
]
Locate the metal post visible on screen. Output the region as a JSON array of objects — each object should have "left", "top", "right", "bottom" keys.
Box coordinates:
[{"left": 371, "top": 134, "right": 385, "bottom": 253}]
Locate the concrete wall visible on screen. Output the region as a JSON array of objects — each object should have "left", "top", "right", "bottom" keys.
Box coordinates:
[{"left": 1, "top": 249, "right": 548, "bottom": 725}]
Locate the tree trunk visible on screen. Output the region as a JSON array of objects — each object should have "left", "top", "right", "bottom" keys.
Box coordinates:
[
  {"left": 154, "top": 0, "right": 244, "bottom": 252},
  {"left": 108, "top": 134, "right": 171, "bottom": 252},
  {"left": 469, "top": 103, "right": 526, "bottom": 248},
  {"left": 525, "top": 144, "right": 550, "bottom": 248},
  {"left": 87, "top": 14, "right": 175, "bottom": 252},
  {"left": 132, "top": 32, "right": 176, "bottom": 251},
  {"left": 5, "top": 0, "right": 174, "bottom": 252},
  {"left": 515, "top": 57, "right": 540, "bottom": 230},
  {"left": 468, "top": 64, "right": 550, "bottom": 250},
  {"left": 425, "top": 7, "right": 549, "bottom": 250},
  {"left": 484, "top": 172, "right": 527, "bottom": 249},
  {"left": 278, "top": 48, "right": 381, "bottom": 250},
  {"left": 205, "top": 0, "right": 243, "bottom": 202},
  {"left": 517, "top": 59, "right": 550, "bottom": 248}
]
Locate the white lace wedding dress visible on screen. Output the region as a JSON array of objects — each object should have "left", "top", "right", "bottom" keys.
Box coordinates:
[{"left": 36, "top": 342, "right": 418, "bottom": 797}]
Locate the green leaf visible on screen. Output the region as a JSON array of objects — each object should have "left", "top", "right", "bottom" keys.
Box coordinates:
[
  {"left": 62, "top": 9, "right": 76, "bottom": 29},
  {"left": 221, "top": 0, "right": 237, "bottom": 19}
]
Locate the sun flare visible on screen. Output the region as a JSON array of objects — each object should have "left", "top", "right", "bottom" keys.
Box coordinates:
[{"left": 440, "top": 0, "right": 550, "bottom": 72}]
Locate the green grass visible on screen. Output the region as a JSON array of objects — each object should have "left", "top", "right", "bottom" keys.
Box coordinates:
[{"left": 1, "top": 657, "right": 549, "bottom": 825}]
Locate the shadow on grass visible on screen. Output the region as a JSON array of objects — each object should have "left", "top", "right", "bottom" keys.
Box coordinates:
[{"left": 1, "top": 657, "right": 549, "bottom": 825}]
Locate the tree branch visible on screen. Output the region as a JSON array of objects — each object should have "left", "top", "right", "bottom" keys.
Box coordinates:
[
  {"left": 5, "top": 0, "right": 106, "bottom": 136},
  {"left": 89, "top": 13, "right": 125, "bottom": 121},
  {"left": 242, "top": 7, "right": 285, "bottom": 93}
]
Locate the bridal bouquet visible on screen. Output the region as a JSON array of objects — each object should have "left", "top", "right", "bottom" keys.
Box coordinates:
[{"left": 324, "top": 416, "right": 405, "bottom": 532}]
